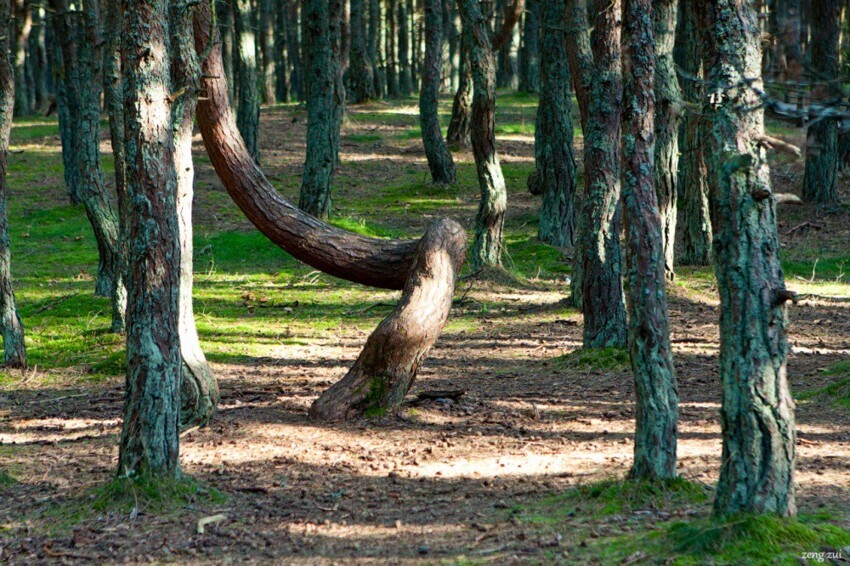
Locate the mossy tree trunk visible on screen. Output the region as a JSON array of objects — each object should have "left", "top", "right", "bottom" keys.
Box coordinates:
[
  {"left": 532, "top": 0, "right": 577, "bottom": 251},
  {"left": 446, "top": 31, "right": 472, "bottom": 148},
  {"left": 234, "top": 0, "right": 260, "bottom": 162},
  {"left": 704, "top": 0, "right": 796, "bottom": 517},
  {"left": 676, "top": 0, "right": 712, "bottom": 267},
  {"left": 517, "top": 0, "right": 539, "bottom": 94},
  {"left": 118, "top": 0, "right": 182, "bottom": 479},
  {"left": 299, "top": 0, "right": 342, "bottom": 220},
  {"left": 349, "top": 0, "right": 376, "bottom": 102},
  {"left": 575, "top": 0, "right": 627, "bottom": 348},
  {"left": 457, "top": 0, "right": 507, "bottom": 270},
  {"left": 622, "top": 0, "right": 678, "bottom": 480},
  {"left": 802, "top": 0, "right": 841, "bottom": 205},
  {"left": 0, "top": 0, "right": 26, "bottom": 368},
  {"left": 653, "top": 0, "right": 679, "bottom": 281},
  {"left": 420, "top": 0, "right": 456, "bottom": 184},
  {"left": 171, "top": 0, "right": 220, "bottom": 429}
]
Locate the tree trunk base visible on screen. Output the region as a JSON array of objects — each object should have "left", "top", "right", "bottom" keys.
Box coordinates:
[
  {"left": 309, "top": 218, "right": 466, "bottom": 421},
  {"left": 180, "top": 355, "right": 219, "bottom": 428}
]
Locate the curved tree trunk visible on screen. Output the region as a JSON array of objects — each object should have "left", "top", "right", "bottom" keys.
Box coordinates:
[
  {"left": 576, "top": 0, "right": 627, "bottom": 348},
  {"left": 622, "top": 0, "right": 678, "bottom": 481},
  {"left": 0, "top": 0, "right": 26, "bottom": 368},
  {"left": 532, "top": 0, "right": 576, "bottom": 251},
  {"left": 802, "top": 0, "right": 841, "bottom": 205},
  {"left": 234, "top": 0, "right": 260, "bottom": 162},
  {"left": 309, "top": 218, "right": 466, "bottom": 421},
  {"left": 420, "top": 0, "right": 456, "bottom": 184},
  {"left": 704, "top": 0, "right": 796, "bottom": 517},
  {"left": 653, "top": 0, "right": 679, "bottom": 281},
  {"left": 677, "top": 0, "right": 712, "bottom": 267},
  {"left": 458, "top": 0, "right": 507, "bottom": 270},
  {"left": 446, "top": 32, "right": 472, "bottom": 148}
]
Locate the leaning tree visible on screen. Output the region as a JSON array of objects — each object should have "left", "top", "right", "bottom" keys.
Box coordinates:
[{"left": 193, "top": 0, "right": 466, "bottom": 421}]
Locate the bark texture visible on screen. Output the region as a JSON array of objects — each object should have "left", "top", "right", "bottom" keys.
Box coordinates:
[
  {"left": 532, "top": 0, "right": 577, "bottom": 251},
  {"left": 0, "top": 0, "right": 26, "bottom": 367},
  {"left": 517, "top": 0, "right": 539, "bottom": 94},
  {"left": 446, "top": 32, "right": 472, "bottom": 148},
  {"left": 349, "top": 0, "right": 376, "bottom": 102},
  {"left": 576, "top": 0, "right": 627, "bottom": 348},
  {"left": 802, "top": 0, "right": 841, "bottom": 205},
  {"left": 118, "top": 0, "right": 182, "bottom": 478},
  {"left": 309, "top": 218, "right": 466, "bottom": 421},
  {"left": 234, "top": 0, "right": 260, "bottom": 162},
  {"left": 564, "top": 0, "right": 592, "bottom": 131},
  {"left": 704, "top": 0, "right": 796, "bottom": 517},
  {"left": 622, "top": 0, "right": 678, "bottom": 480},
  {"left": 457, "top": 0, "right": 507, "bottom": 269},
  {"left": 420, "top": 0, "right": 457, "bottom": 184}
]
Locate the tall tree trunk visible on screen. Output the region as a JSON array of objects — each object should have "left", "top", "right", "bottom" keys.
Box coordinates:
[
  {"left": 11, "top": 0, "right": 30, "bottom": 116},
  {"left": 386, "top": 0, "right": 399, "bottom": 96},
  {"left": 532, "top": 0, "right": 576, "bottom": 251},
  {"left": 218, "top": 0, "right": 235, "bottom": 102},
  {"left": 258, "top": 0, "right": 276, "bottom": 104},
  {"left": 420, "top": 0, "right": 456, "bottom": 184},
  {"left": 779, "top": 0, "right": 803, "bottom": 103},
  {"left": 575, "top": 0, "right": 627, "bottom": 348},
  {"left": 704, "top": 0, "right": 796, "bottom": 517},
  {"left": 517, "top": 0, "right": 539, "bottom": 94},
  {"left": 457, "top": 0, "right": 507, "bottom": 269},
  {"left": 0, "top": 0, "right": 26, "bottom": 368},
  {"left": 349, "top": 0, "right": 376, "bottom": 102},
  {"left": 171, "top": 0, "right": 220, "bottom": 428},
  {"left": 368, "top": 0, "right": 384, "bottom": 96},
  {"left": 234, "top": 0, "right": 260, "bottom": 162},
  {"left": 299, "top": 0, "right": 342, "bottom": 219},
  {"left": 677, "top": 0, "right": 713, "bottom": 266},
  {"left": 653, "top": 0, "right": 679, "bottom": 281},
  {"left": 802, "top": 0, "right": 841, "bottom": 205},
  {"left": 118, "top": 0, "right": 182, "bottom": 479},
  {"left": 27, "top": 3, "right": 46, "bottom": 112},
  {"left": 622, "top": 0, "right": 678, "bottom": 480},
  {"left": 495, "top": 0, "right": 516, "bottom": 88},
  {"left": 274, "top": 0, "right": 290, "bottom": 102},
  {"left": 398, "top": 0, "right": 413, "bottom": 95},
  {"left": 446, "top": 31, "right": 472, "bottom": 147},
  {"left": 564, "top": 0, "right": 592, "bottom": 132},
  {"left": 286, "top": 0, "right": 303, "bottom": 101}
]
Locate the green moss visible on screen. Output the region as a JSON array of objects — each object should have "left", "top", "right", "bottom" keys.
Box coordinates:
[
  {"left": 557, "top": 347, "right": 631, "bottom": 371},
  {"left": 799, "top": 360, "right": 850, "bottom": 409},
  {"left": 0, "top": 468, "right": 16, "bottom": 489},
  {"left": 346, "top": 133, "right": 383, "bottom": 143}
]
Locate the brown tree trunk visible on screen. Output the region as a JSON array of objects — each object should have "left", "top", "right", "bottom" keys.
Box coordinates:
[{"left": 309, "top": 218, "right": 466, "bottom": 421}]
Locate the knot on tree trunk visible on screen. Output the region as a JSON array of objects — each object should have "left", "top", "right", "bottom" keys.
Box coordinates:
[{"left": 308, "top": 218, "right": 467, "bottom": 421}]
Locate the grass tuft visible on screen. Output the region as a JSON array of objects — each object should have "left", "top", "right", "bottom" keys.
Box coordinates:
[
  {"left": 0, "top": 468, "right": 16, "bottom": 489},
  {"left": 557, "top": 347, "right": 631, "bottom": 371}
]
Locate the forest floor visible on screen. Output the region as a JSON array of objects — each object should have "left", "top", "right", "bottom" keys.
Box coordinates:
[{"left": 1, "top": 93, "right": 850, "bottom": 564}]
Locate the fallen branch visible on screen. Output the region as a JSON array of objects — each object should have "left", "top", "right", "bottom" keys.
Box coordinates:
[{"left": 756, "top": 134, "right": 802, "bottom": 157}]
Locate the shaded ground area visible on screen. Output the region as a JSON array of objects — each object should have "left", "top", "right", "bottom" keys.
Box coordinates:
[{"left": 1, "top": 95, "right": 849, "bottom": 563}]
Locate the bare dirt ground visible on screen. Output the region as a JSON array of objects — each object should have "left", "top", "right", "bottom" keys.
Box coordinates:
[{"left": 1, "top": 102, "right": 849, "bottom": 564}]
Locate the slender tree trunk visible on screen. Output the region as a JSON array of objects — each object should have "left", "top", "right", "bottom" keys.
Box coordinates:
[
  {"left": 532, "top": 0, "right": 576, "bottom": 251},
  {"left": 653, "top": 0, "right": 679, "bottom": 281},
  {"left": 802, "top": 0, "right": 841, "bottom": 205},
  {"left": 622, "top": 0, "right": 678, "bottom": 480},
  {"left": 171, "top": 0, "right": 220, "bottom": 428},
  {"left": 218, "top": 0, "right": 235, "bottom": 103},
  {"left": 258, "top": 0, "right": 276, "bottom": 104},
  {"left": 457, "top": 0, "right": 507, "bottom": 269},
  {"left": 386, "top": 0, "right": 399, "bottom": 96},
  {"left": 234, "top": 0, "right": 260, "bottom": 162},
  {"left": 564, "top": 0, "right": 592, "bottom": 132},
  {"left": 495, "top": 0, "right": 516, "bottom": 88},
  {"left": 349, "top": 0, "right": 376, "bottom": 102},
  {"left": 118, "top": 0, "right": 182, "bottom": 479},
  {"left": 446, "top": 31, "right": 472, "bottom": 147},
  {"left": 368, "top": 0, "right": 384, "bottom": 96},
  {"left": 11, "top": 0, "right": 30, "bottom": 116},
  {"left": 420, "top": 0, "right": 456, "bottom": 184},
  {"left": 779, "top": 0, "right": 804, "bottom": 103},
  {"left": 517, "top": 0, "right": 539, "bottom": 94},
  {"left": 0, "top": 0, "right": 26, "bottom": 368},
  {"left": 576, "top": 0, "right": 627, "bottom": 348},
  {"left": 28, "top": 3, "right": 46, "bottom": 112},
  {"left": 704, "top": 0, "right": 796, "bottom": 517},
  {"left": 398, "top": 0, "right": 414, "bottom": 95},
  {"left": 677, "top": 0, "right": 712, "bottom": 266},
  {"left": 274, "top": 0, "right": 290, "bottom": 102},
  {"left": 299, "top": 0, "right": 341, "bottom": 219},
  {"left": 286, "top": 1, "right": 302, "bottom": 101}
]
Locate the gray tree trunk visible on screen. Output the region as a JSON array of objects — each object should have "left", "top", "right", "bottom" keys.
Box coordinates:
[
  {"left": 234, "top": 0, "right": 260, "bottom": 162},
  {"left": 349, "top": 0, "right": 376, "bottom": 102},
  {"left": 517, "top": 0, "right": 539, "bottom": 94},
  {"left": 446, "top": 31, "right": 472, "bottom": 148},
  {"left": 398, "top": 0, "right": 414, "bottom": 95},
  {"left": 258, "top": 0, "right": 276, "bottom": 104},
  {"left": 118, "top": 0, "right": 182, "bottom": 478},
  {"left": 0, "top": 0, "right": 26, "bottom": 368},
  {"left": 420, "top": 0, "right": 456, "bottom": 184},
  {"left": 704, "top": 0, "right": 796, "bottom": 517}
]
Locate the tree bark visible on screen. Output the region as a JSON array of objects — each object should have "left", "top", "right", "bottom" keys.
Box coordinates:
[
  {"left": 171, "top": 0, "right": 220, "bottom": 428},
  {"left": 517, "top": 0, "right": 539, "bottom": 94},
  {"left": 309, "top": 218, "right": 466, "bottom": 421},
  {"left": 495, "top": 0, "right": 517, "bottom": 88},
  {"left": 457, "top": 0, "right": 507, "bottom": 270},
  {"left": 218, "top": 0, "right": 235, "bottom": 102},
  {"left": 653, "top": 0, "right": 679, "bottom": 281},
  {"left": 802, "top": 0, "right": 841, "bottom": 205},
  {"left": 576, "top": 0, "right": 627, "bottom": 348},
  {"left": 258, "top": 0, "right": 276, "bottom": 104},
  {"left": 622, "top": 0, "right": 678, "bottom": 480},
  {"left": 234, "top": 0, "right": 260, "bottom": 162},
  {"left": 193, "top": 3, "right": 421, "bottom": 291},
  {"left": 398, "top": 0, "right": 414, "bottom": 95},
  {"left": 274, "top": 0, "right": 290, "bottom": 102},
  {"left": 778, "top": 0, "right": 804, "bottom": 100},
  {"left": 0, "top": 0, "right": 26, "bottom": 368},
  {"left": 564, "top": 0, "right": 592, "bottom": 132},
  {"left": 11, "top": 0, "right": 30, "bottom": 116},
  {"left": 118, "top": 0, "right": 182, "bottom": 478},
  {"left": 704, "top": 0, "right": 796, "bottom": 517},
  {"left": 349, "top": 0, "right": 376, "bottom": 102},
  {"left": 532, "top": 0, "right": 577, "bottom": 251},
  {"left": 386, "top": 0, "right": 399, "bottom": 96},
  {"left": 445, "top": 31, "right": 472, "bottom": 147},
  {"left": 420, "top": 0, "right": 457, "bottom": 184},
  {"left": 286, "top": 0, "right": 303, "bottom": 101},
  {"left": 676, "top": 0, "right": 712, "bottom": 266}
]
